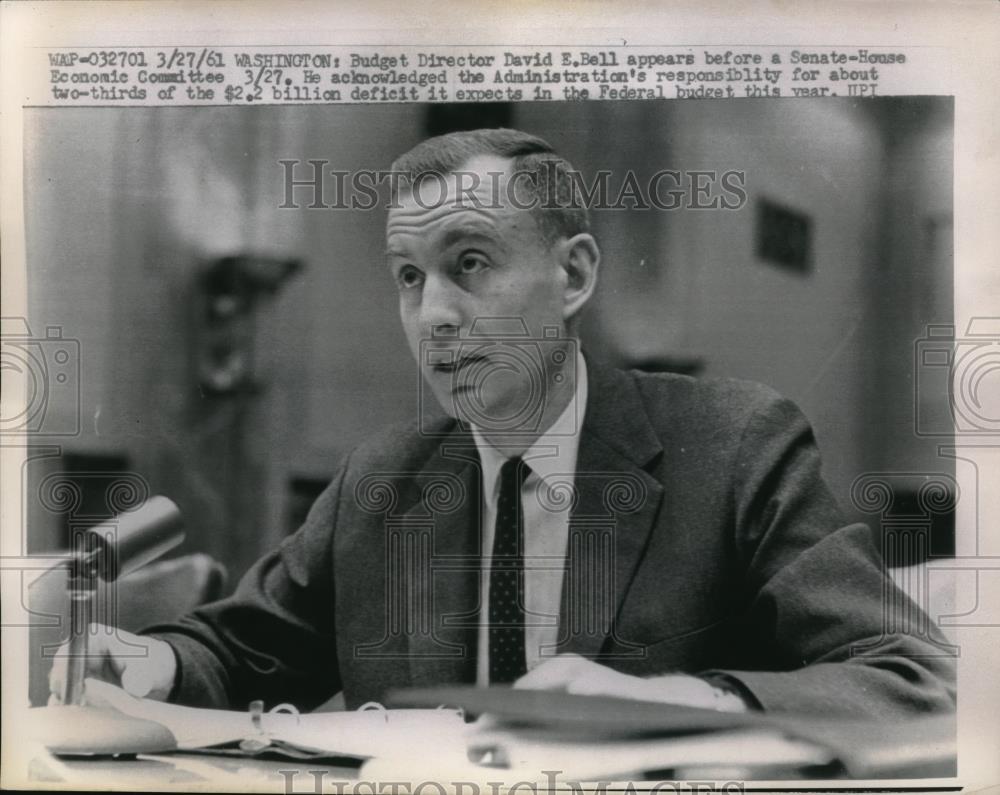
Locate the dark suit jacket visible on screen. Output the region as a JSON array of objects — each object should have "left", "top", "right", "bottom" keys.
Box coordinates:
[{"left": 147, "top": 365, "right": 956, "bottom": 716}]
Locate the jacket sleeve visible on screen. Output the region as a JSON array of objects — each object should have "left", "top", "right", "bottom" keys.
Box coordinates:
[
  {"left": 706, "top": 393, "right": 956, "bottom": 717},
  {"left": 141, "top": 458, "right": 349, "bottom": 711}
]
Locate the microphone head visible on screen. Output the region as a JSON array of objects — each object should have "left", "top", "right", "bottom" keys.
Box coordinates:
[{"left": 80, "top": 496, "right": 185, "bottom": 582}]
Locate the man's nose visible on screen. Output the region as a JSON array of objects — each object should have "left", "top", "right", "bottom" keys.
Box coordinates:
[{"left": 419, "top": 274, "right": 463, "bottom": 335}]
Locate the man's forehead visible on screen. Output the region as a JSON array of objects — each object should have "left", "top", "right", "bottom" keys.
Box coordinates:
[
  {"left": 387, "top": 153, "right": 530, "bottom": 239},
  {"left": 398, "top": 154, "right": 514, "bottom": 204}
]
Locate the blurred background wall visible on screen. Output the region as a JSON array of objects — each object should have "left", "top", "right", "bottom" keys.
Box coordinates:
[{"left": 22, "top": 98, "right": 953, "bottom": 580}]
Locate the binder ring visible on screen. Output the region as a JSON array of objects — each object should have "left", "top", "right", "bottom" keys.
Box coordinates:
[
  {"left": 268, "top": 703, "right": 301, "bottom": 725},
  {"left": 358, "top": 701, "right": 389, "bottom": 722}
]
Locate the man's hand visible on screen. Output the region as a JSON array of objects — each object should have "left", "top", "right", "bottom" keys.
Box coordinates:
[
  {"left": 514, "top": 653, "right": 747, "bottom": 712},
  {"left": 48, "top": 624, "right": 177, "bottom": 705}
]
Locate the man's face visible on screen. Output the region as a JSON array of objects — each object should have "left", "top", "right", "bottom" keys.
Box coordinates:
[{"left": 386, "top": 154, "right": 570, "bottom": 430}]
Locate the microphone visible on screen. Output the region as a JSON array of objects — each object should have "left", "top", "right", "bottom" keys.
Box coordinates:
[{"left": 62, "top": 496, "right": 185, "bottom": 705}]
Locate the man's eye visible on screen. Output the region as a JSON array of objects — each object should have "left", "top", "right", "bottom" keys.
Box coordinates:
[
  {"left": 397, "top": 266, "right": 424, "bottom": 289},
  {"left": 457, "top": 253, "right": 489, "bottom": 275}
]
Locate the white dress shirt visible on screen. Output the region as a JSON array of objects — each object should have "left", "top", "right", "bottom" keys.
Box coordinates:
[{"left": 471, "top": 351, "right": 588, "bottom": 686}]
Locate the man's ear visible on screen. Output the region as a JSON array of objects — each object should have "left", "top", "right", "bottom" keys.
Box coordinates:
[{"left": 557, "top": 233, "right": 600, "bottom": 324}]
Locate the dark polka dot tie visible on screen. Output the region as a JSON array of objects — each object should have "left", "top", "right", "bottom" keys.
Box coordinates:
[{"left": 489, "top": 456, "right": 530, "bottom": 685}]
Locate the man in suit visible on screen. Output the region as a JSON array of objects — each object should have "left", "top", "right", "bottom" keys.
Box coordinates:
[{"left": 51, "top": 129, "right": 955, "bottom": 717}]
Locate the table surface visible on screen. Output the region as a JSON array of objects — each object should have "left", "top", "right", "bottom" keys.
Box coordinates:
[{"left": 19, "top": 743, "right": 960, "bottom": 792}]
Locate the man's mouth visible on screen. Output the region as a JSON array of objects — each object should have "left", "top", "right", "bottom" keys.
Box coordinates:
[{"left": 431, "top": 353, "right": 488, "bottom": 374}]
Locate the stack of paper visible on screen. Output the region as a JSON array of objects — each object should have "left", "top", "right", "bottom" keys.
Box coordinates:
[
  {"left": 31, "top": 678, "right": 470, "bottom": 766},
  {"left": 388, "top": 686, "right": 957, "bottom": 780}
]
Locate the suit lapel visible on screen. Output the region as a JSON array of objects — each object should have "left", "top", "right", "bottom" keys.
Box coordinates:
[
  {"left": 556, "top": 363, "right": 664, "bottom": 660},
  {"left": 403, "top": 431, "right": 483, "bottom": 688}
]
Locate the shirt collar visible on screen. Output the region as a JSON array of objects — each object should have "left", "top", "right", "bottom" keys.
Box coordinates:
[{"left": 472, "top": 350, "right": 588, "bottom": 498}]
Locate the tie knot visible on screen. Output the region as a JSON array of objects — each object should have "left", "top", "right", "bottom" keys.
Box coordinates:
[{"left": 500, "top": 457, "right": 530, "bottom": 490}]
